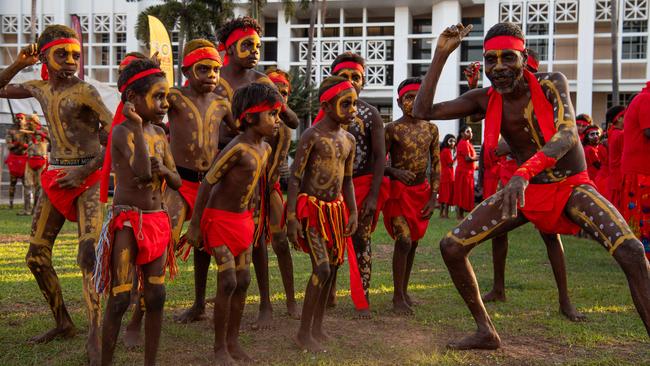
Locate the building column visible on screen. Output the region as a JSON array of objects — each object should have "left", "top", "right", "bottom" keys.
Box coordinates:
[
  {"left": 126, "top": 2, "right": 140, "bottom": 54},
  {"left": 276, "top": 8, "right": 291, "bottom": 71},
  {"left": 392, "top": 6, "right": 411, "bottom": 121},
  {"left": 576, "top": 0, "right": 595, "bottom": 115},
  {"left": 431, "top": 1, "right": 461, "bottom": 138},
  {"left": 482, "top": 0, "right": 499, "bottom": 88}
]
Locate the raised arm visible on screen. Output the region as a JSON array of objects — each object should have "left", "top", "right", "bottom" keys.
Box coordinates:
[
  {"left": 0, "top": 44, "right": 40, "bottom": 99},
  {"left": 413, "top": 24, "right": 481, "bottom": 121}
]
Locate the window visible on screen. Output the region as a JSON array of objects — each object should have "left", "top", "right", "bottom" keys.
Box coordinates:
[
  {"left": 411, "top": 38, "right": 431, "bottom": 60},
  {"left": 622, "top": 36, "right": 647, "bottom": 59},
  {"left": 460, "top": 40, "right": 483, "bottom": 62},
  {"left": 461, "top": 17, "right": 484, "bottom": 37},
  {"left": 116, "top": 33, "right": 126, "bottom": 43},
  {"left": 623, "top": 20, "right": 648, "bottom": 33},
  {"left": 115, "top": 46, "right": 126, "bottom": 65},
  {"left": 527, "top": 23, "right": 549, "bottom": 35},
  {"left": 526, "top": 39, "right": 548, "bottom": 60},
  {"left": 264, "top": 22, "right": 277, "bottom": 37},
  {"left": 410, "top": 64, "right": 427, "bottom": 77},
  {"left": 412, "top": 18, "right": 431, "bottom": 34},
  {"left": 263, "top": 41, "right": 277, "bottom": 62},
  {"left": 607, "top": 93, "right": 636, "bottom": 108},
  {"left": 101, "top": 46, "right": 109, "bottom": 65}
]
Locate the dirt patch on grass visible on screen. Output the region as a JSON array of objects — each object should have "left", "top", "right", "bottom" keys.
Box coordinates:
[{"left": 0, "top": 234, "right": 30, "bottom": 244}]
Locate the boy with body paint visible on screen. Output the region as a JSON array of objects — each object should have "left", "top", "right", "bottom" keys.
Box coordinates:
[
  {"left": 23, "top": 114, "right": 49, "bottom": 214},
  {"left": 4, "top": 113, "right": 31, "bottom": 212},
  {"left": 328, "top": 52, "right": 387, "bottom": 317},
  {"left": 414, "top": 22, "right": 650, "bottom": 350},
  {"left": 383, "top": 78, "right": 440, "bottom": 315},
  {"left": 183, "top": 83, "right": 280, "bottom": 364},
  {"left": 0, "top": 25, "right": 112, "bottom": 363},
  {"left": 287, "top": 76, "right": 360, "bottom": 352},
  {"left": 96, "top": 58, "right": 181, "bottom": 366}
]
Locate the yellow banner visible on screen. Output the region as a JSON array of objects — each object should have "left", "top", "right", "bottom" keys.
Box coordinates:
[{"left": 147, "top": 15, "right": 174, "bottom": 85}]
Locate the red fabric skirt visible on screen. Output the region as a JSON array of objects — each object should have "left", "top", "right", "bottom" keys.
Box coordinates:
[
  {"left": 5, "top": 152, "right": 27, "bottom": 178},
  {"left": 383, "top": 180, "right": 432, "bottom": 241},
  {"left": 453, "top": 169, "right": 475, "bottom": 211},
  {"left": 112, "top": 210, "right": 172, "bottom": 265},
  {"left": 520, "top": 171, "right": 594, "bottom": 235},
  {"left": 438, "top": 179, "right": 454, "bottom": 204},
  {"left": 295, "top": 193, "right": 368, "bottom": 310},
  {"left": 353, "top": 174, "right": 390, "bottom": 232},
  {"left": 41, "top": 168, "right": 102, "bottom": 222},
  {"left": 28, "top": 156, "right": 47, "bottom": 170},
  {"left": 177, "top": 179, "right": 200, "bottom": 220},
  {"left": 201, "top": 208, "right": 254, "bottom": 257},
  {"left": 621, "top": 173, "right": 650, "bottom": 261}
]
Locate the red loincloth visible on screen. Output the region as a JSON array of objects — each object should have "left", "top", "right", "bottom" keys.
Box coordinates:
[
  {"left": 621, "top": 173, "right": 650, "bottom": 261},
  {"left": 5, "top": 152, "right": 27, "bottom": 178},
  {"left": 201, "top": 207, "right": 254, "bottom": 257},
  {"left": 177, "top": 179, "right": 200, "bottom": 220},
  {"left": 383, "top": 180, "right": 432, "bottom": 241},
  {"left": 40, "top": 168, "right": 102, "bottom": 222},
  {"left": 520, "top": 171, "right": 595, "bottom": 235},
  {"left": 583, "top": 144, "right": 601, "bottom": 181},
  {"left": 112, "top": 210, "right": 172, "bottom": 265},
  {"left": 439, "top": 148, "right": 454, "bottom": 204},
  {"left": 594, "top": 143, "right": 610, "bottom": 199},
  {"left": 270, "top": 181, "right": 285, "bottom": 229},
  {"left": 28, "top": 156, "right": 47, "bottom": 171},
  {"left": 353, "top": 174, "right": 390, "bottom": 232},
  {"left": 295, "top": 193, "right": 368, "bottom": 310}
]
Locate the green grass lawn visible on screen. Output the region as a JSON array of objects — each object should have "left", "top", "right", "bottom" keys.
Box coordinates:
[{"left": 1, "top": 206, "right": 649, "bottom": 365}]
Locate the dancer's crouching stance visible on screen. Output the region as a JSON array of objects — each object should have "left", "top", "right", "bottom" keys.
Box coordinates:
[
  {"left": 413, "top": 22, "right": 650, "bottom": 350},
  {"left": 183, "top": 83, "right": 280, "bottom": 365}
]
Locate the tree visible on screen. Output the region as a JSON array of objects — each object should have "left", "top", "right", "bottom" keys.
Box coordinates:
[{"left": 133, "top": 0, "right": 234, "bottom": 86}]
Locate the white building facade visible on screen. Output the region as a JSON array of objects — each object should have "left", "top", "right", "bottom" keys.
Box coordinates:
[{"left": 0, "top": 0, "right": 649, "bottom": 139}]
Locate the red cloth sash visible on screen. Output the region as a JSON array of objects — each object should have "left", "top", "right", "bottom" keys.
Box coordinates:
[
  {"left": 28, "top": 156, "right": 47, "bottom": 170},
  {"left": 484, "top": 70, "right": 556, "bottom": 157},
  {"left": 353, "top": 174, "right": 390, "bottom": 232},
  {"left": 5, "top": 152, "right": 27, "bottom": 177},
  {"left": 201, "top": 208, "right": 254, "bottom": 257},
  {"left": 178, "top": 179, "right": 200, "bottom": 220},
  {"left": 295, "top": 194, "right": 368, "bottom": 310},
  {"left": 382, "top": 180, "right": 432, "bottom": 241},
  {"left": 41, "top": 168, "right": 102, "bottom": 222},
  {"left": 112, "top": 210, "right": 172, "bottom": 265},
  {"left": 520, "top": 171, "right": 594, "bottom": 235}
]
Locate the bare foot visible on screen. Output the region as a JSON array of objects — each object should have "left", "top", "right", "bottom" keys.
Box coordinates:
[
  {"left": 293, "top": 333, "right": 324, "bottom": 352},
  {"left": 28, "top": 324, "right": 76, "bottom": 344},
  {"left": 287, "top": 301, "right": 301, "bottom": 320},
  {"left": 446, "top": 331, "right": 501, "bottom": 350},
  {"left": 405, "top": 293, "right": 420, "bottom": 307},
  {"left": 251, "top": 307, "right": 272, "bottom": 330},
  {"left": 86, "top": 330, "right": 101, "bottom": 366},
  {"left": 560, "top": 303, "right": 587, "bottom": 322},
  {"left": 311, "top": 329, "right": 331, "bottom": 343},
  {"left": 482, "top": 290, "right": 506, "bottom": 303},
  {"left": 228, "top": 342, "right": 253, "bottom": 362},
  {"left": 355, "top": 308, "right": 373, "bottom": 319},
  {"left": 123, "top": 328, "right": 142, "bottom": 349},
  {"left": 214, "top": 348, "right": 237, "bottom": 366},
  {"left": 392, "top": 300, "right": 414, "bottom": 316},
  {"left": 173, "top": 304, "right": 206, "bottom": 323},
  {"left": 326, "top": 294, "right": 337, "bottom": 308}
]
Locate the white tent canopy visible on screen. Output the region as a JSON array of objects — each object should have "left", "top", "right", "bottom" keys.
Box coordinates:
[{"left": 0, "top": 68, "right": 119, "bottom": 126}]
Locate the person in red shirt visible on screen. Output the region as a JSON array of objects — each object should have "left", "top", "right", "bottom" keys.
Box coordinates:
[
  {"left": 621, "top": 84, "right": 650, "bottom": 261},
  {"left": 453, "top": 125, "right": 478, "bottom": 219},
  {"left": 582, "top": 125, "right": 602, "bottom": 181},
  {"left": 607, "top": 106, "right": 626, "bottom": 211},
  {"left": 576, "top": 114, "right": 593, "bottom": 142},
  {"left": 594, "top": 125, "right": 611, "bottom": 199},
  {"left": 439, "top": 134, "right": 456, "bottom": 218}
]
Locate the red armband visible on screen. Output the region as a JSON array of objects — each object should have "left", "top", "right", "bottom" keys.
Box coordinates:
[{"left": 513, "top": 151, "right": 557, "bottom": 181}]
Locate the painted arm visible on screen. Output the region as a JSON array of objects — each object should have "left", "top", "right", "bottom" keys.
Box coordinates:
[
  {"left": 412, "top": 24, "right": 481, "bottom": 121},
  {"left": 361, "top": 106, "right": 386, "bottom": 221},
  {"left": 267, "top": 127, "right": 290, "bottom": 184},
  {"left": 0, "top": 44, "right": 39, "bottom": 99},
  {"left": 422, "top": 124, "right": 440, "bottom": 218},
  {"left": 113, "top": 103, "right": 152, "bottom": 183},
  {"left": 157, "top": 128, "right": 181, "bottom": 190}
]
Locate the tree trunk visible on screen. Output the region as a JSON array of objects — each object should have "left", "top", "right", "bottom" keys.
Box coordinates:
[
  {"left": 611, "top": 0, "right": 619, "bottom": 109},
  {"left": 177, "top": 25, "right": 185, "bottom": 87},
  {"left": 303, "top": 0, "right": 318, "bottom": 133},
  {"left": 31, "top": 0, "right": 37, "bottom": 43}
]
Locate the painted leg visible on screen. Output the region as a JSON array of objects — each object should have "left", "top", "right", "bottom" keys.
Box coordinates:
[
  {"left": 227, "top": 248, "right": 253, "bottom": 362},
  {"left": 211, "top": 246, "right": 237, "bottom": 366},
  {"left": 252, "top": 236, "right": 273, "bottom": 330},
  {"left": 269, "top": 191, "right": 299, "bottom": 319},
  {"left": 8, "top": 175, "right": 17, "bottom": 209},
  {"left": 123, "top": 276, "right": 144, "bottom": 349},
  {"left": 19, "top": 182, "right": 32, "bottom": 215},
  {"left": 25, "top": 196, "right": 74, "bottom": 343},
  {"left": 404, "top": 241, "right": 419, "bottom": 307},
  {"left": 352, "top": 214, "right": 373, "bottom": 318},
  {"left": 142, "top": 253, "right": 167, "bottom": 366},
  {"left": 391, "top": 216, "right": 413, "bottom": 315},
  {"left": 482, "top": 234, "right": 508, "bottom": 303},
  {"left": 311, "top": 265, "right": 337, "bottom": 345}
]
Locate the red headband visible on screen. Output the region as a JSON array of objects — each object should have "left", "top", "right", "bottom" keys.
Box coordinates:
[
  {"left": 332, "top": 61, "right": 364, "bottom": 75},
  {"left": 576, "top": 118, "right": 591, "bottom": 127},
  {"left": 526, "top": 56, "right": 539, "bottom": 72},
  {"left": 313, "top": 81, "right": 355, "bottom": 124},
  {"left": 39, "top": 37, "right": 80, "bottom": 54},
  {"left": 182, "top": 47, "right": 222, "bottom": 68},
  {"left": 484, "top": 36, "right": 525, "bottom": 52},
  {"left": 119, "top": 55, "right": 140, "bottom": 68},
  {"left": 267, "top": 72, "right": 290, "bottom": 92},
  {"left": 16, "top": 113, "right": 25, "bottom": 118},
  {"left": 398, "top": 83, "right": 421, "bottom": 99},
  {"left": 119, "top": 68, "right": 163, "bottom": 92},
  {"left": 239, "top": 101, "right": 282, "bottom": 123}
]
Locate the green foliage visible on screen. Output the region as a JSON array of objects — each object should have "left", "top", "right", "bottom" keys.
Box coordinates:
[
  {"left": 287, "top": 68, "right": 318, "bottom": 127},
  {"left": 134, "top": 0, "right": 234, "bottom": 46}
]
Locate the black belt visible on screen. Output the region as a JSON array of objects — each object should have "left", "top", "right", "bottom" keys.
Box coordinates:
[
  {"left": 49, "top": 156, "right": 95, "bottom": 166},
  {"left": 177, "top": 166, "right": 205, "bottom": 183}
]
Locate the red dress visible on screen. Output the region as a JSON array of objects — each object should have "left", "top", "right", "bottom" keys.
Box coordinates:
[
  {"left": 438, "top": 148, "right": 454, "bottom": 204},
  {"left": 583, "top": 144, "right": 601, "bottom": 181},
  {"left": 594, "top": 143, "right": 610, "bottom": 199},
  {"left": 608, "top": 128, "right": 624, "bottom": 210},
  {"left": 453, "top": 139, "right": 476, "bottom": 211}
]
